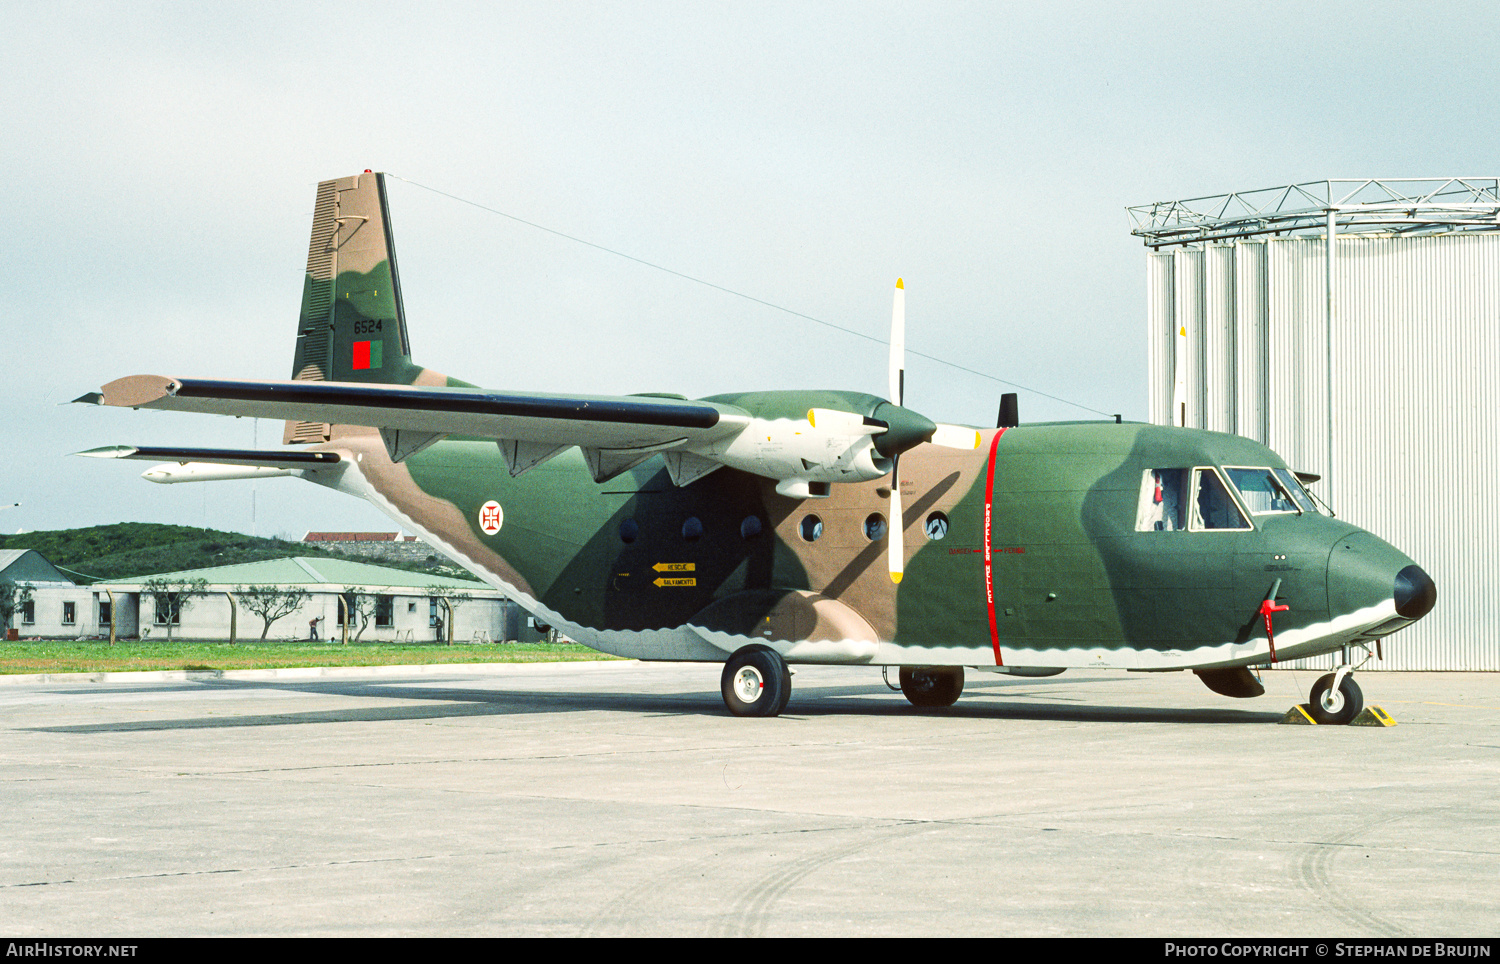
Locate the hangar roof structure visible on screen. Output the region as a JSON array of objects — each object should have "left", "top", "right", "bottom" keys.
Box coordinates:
[{"left": 1128, "top": 177, "right": 1500, "bottom": 248}]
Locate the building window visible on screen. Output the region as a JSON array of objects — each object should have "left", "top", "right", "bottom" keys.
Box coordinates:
[
  {"left": 62, "top": 602, "right": 75, "bottom": 625},
  {"left": 21, "top": 600, "right": 34, "bottom": 625},
  {"left": 153, "top": 598, "right": 180, "bottom": 626},
  {"left": 430, "top": 597, "right": 439, "bottom": 627},
  {"left": 98, "top": 601, "right": 111, "bottom": 626},
  {"left": 375, "top": 595, "right": 394, "bottom": 627}
]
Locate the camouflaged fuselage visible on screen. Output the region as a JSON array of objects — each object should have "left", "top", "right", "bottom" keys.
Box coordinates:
[{"left": 306, "top": 411, "right": 1418, "bottom": 671}]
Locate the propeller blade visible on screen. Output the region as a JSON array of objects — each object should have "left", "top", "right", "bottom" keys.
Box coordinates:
[
  {"left": 889, "top": 278, "right": 907, "bottom": 584},
  {"left": 807, "top": 408, "right": 885, "bottom": 436},
  {"left": 890, "top": 455, "right": 905, "bottom": 584},
  {"left": 929, "top": 423, "right": 981, "bottom": 450},
  {"left": 890, "top": 278, "right": 905, "bottom": 406}
]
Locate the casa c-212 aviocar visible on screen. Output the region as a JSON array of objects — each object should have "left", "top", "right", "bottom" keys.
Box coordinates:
[{"left": 78, "top": 171, "right": 1437, "bottom": 723}]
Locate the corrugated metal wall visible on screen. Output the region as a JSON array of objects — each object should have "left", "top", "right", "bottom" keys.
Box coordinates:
[{"left": 1147, "top": 234, "right": 1500, "bottom": 670}]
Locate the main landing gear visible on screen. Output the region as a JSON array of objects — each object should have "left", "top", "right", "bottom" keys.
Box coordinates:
[
  {"left": 898, "top": 666, "right": 964, "bottom": 708},
  {"left": 721, "top": 645, "right": 792, "bottom": 717}
]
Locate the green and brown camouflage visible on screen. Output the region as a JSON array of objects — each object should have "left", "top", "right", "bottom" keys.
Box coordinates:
[{"left": 81, "top": 172, "right": 1437, "bottom": 719}]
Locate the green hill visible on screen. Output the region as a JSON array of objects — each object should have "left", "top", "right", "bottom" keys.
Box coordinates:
[{"left": 0, "top": 523, "right": 465, "bottom": 584}]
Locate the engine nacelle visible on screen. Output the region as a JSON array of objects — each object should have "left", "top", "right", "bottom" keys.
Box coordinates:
[{"left": 691, "top": 415, "right": 893, "bottom": 488}]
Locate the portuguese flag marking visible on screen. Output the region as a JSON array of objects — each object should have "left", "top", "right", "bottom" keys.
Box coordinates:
[{"left": 353, "top": 340, "right": 383, "bottom": 370}]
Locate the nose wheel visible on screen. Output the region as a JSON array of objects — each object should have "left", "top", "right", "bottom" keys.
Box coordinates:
[{"left": 1308, "top": 672, "right": 1364, "bottom": 725}]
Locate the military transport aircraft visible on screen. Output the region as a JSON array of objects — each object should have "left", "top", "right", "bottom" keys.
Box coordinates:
[{"left": 77, "top": 172, "right": 1436, "bottom": 723}]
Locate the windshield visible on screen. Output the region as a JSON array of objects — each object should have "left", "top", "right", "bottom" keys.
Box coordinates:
[
  {"left": 1274, "top": 468, "right": 1324, "bottom": 514},
  {"left": 1224, "top": 467, "right": 1301, "bottom": 515}
]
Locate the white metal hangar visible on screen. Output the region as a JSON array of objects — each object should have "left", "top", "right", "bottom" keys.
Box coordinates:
[{"left": 1129, "top": 178, "right": 1500, "bottom": 671}]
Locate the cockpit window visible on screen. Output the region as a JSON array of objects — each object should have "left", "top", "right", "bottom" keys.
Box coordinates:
[
  {"left": 1194, "top": 469, "right": 1251, "bottom": 530},
  {"left": 1137, "top": 469, "right": 1189, "bottom": 531},
  {"left": 1137, "top": 467, "right": 1251, "bottom": 531},
  {"left": 1225, "top": 467, "right": 1300, "bottom": 515}
]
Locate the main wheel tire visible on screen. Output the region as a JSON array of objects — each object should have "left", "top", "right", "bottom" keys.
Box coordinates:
[
  {"left": 899, "top": 665, "right": 964, "bottom": 708},
  {"left": 721, "top": 645, "right": 791, "bottom": 717},
  {"left": 1309, "top": 673, "right": 1363, "bottom": 725}
]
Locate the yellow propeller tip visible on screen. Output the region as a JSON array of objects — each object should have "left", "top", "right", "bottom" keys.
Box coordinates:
[
  {"left": 895, "top": 278, "right": 903, "bottom": 289},
  {"left": 890, "top": 572, "right": 903, "bottom": 584}
]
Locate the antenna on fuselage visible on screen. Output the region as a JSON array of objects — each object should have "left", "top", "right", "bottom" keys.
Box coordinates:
[{"left": 997, "top": 393, "right": 1019, "bottom": 428}]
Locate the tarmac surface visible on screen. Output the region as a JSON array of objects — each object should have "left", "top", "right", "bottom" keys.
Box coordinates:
[{"left": 1, "top": 661, "right": 1497, "bottom": 937}]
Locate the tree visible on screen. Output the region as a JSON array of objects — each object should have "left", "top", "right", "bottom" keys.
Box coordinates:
[
  {"left": 0, "top": 580, "right": 34, "bottom": 635},
  {"left": 235, "top": 584, "right": 312, "bottom": 641},
  {"left": 140, "top": 577, "right": 207, "bottom": 641},
  {"left": 340, "top": 588, "right": 378, "bottom": 643},
  {"left": 424, "top": 585, "right": 474, "bottom": 645}
]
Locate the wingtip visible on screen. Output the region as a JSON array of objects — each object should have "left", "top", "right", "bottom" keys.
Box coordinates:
[{"left": 73, "top": 446, "right": 140, "bottom": 459}]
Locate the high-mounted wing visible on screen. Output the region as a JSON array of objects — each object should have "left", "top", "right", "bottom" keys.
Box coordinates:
[
  {"left": 80, "top": 375, "right": 751, "bottom": 482},
  {"left": 78, "top": 374, "right": 973, "bottom": 493}
]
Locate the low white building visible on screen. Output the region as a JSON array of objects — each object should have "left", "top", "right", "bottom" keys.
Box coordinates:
[
  {"left": 91, "top": 556, "right": 538, "bottom": 643},
  {"left": 0, "top": 549, "right": 99, "bottom": 639}
]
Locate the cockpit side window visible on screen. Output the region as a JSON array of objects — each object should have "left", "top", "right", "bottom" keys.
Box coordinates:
[
  {"left": 1225, "top": 467, "right": 1299, "bottom": 515},
  {"left": 1193, "top": 469, "right": 1251, "bottom": 530},
  {"left": 1137, "top": 469, "right": 1190, "bottom": 531}
]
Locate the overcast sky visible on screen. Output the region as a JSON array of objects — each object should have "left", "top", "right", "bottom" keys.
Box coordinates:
[{"left": 4, "top": 0, "right": 1497, "bottom": 539}]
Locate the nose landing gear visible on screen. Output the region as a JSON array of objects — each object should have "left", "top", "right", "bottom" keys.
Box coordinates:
[
  {"left": 1305, "top": 644, "right": 1372, "bottom": 725},
  {"left": 1308, "top": 671, "right": 1364, "bottom": 725}
]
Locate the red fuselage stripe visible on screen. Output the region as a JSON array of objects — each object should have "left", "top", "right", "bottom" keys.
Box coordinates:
[{"left": 984, "top": 428, "right": 1007, "bottom": 665}]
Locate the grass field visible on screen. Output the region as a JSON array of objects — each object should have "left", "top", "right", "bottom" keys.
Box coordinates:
[{"left": 0, "top": 639, "right": 616, "bottom": 675}]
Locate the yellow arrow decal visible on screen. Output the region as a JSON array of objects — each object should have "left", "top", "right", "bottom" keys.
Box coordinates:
[
  {"left": 654, "top": 577, "right": 696, "bottom": 588},
  {"left": 652, "top": 562, "right": 696, "bottom": 572}
]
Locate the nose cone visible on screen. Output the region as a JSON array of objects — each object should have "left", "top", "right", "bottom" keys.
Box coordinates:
[
  {"left": 1328, "top": 532, "right": 1436, "bottom": 632},
  {"left": 1395, "top": 565, "right": 1437, "bottom": 620}
]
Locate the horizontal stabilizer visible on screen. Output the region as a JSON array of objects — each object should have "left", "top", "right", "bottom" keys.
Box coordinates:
[
  {"left": 75, "top": 446, "right": 343, "bottom": 484},
  {"left": 75, "top": 445, "right": 342, "bottom": 469}
]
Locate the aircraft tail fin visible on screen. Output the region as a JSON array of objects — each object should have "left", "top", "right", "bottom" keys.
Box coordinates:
[{"left": 285, "top": 171, "right": 423, "bottom": 443}]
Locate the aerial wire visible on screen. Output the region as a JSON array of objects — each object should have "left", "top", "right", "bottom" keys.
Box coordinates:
[{"left": 389, "top": 174, "right": 1114, "bottom": 418}]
